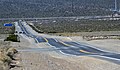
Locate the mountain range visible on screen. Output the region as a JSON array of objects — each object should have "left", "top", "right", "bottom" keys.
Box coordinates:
[{"left": 0, "top": 0, "right": 119, "bottom": 18}]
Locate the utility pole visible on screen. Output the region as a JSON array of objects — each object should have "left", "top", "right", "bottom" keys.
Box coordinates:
[
  {"left": 71, "top": 0, "right": 74, "bottom": 13},
  {"left": 112, "top": 0, "right": 120, "bottom": 19},
  {"left": 70, "top": 0, "right": 74, "bottom": 15},
  {"left": 115, "top": 0, "right": 117, "bottom": 11}
]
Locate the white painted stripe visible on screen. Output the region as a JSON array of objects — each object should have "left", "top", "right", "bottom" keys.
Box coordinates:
[
  {"left": 35, "top": 38, "right": 39, "bottom": 43},
  {"left": 98, "top": 55, "right": 120, "bottom": 61},
  {"left": 75, "top": 42, "right": 120, "bottom": 54},
  {"left": 47, "top": 43, "right": 57, "bottom": 48},
  {"left": 59, "top": 51, "right": 77, "bottom": 57},
  {"left": 64, "top": 52, "right": 120, "bottom": 61},
  {"left": 86, "top": 55, "right": 120, "bottom": 61},
  {"left": 67, "top": 37, "right": 72, "bottom": 41},
  {"left": 60, "top": 50, "right": 120, "bottom": 61},
  {"left": 54, "top": 38, "right": 58, "bottom": 42}
]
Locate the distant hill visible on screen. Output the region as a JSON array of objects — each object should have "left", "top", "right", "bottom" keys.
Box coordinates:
[{"left": 0, "top": 0, "right": 119, "bottom": 18}]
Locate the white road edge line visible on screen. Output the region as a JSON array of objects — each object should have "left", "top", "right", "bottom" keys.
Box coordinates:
[
  {"left": 75, "top": 41, "right": 120, "bottom": 54},
  {"left": 67, "top": 37, "right": 73, "bottom": 41},
  {"left": 87, "top": 55, "right": 120, "bottom": 61},
  {"left": 35, "top": 38, "right": 39, "bottom": 43},
  {"left": 59, "top": 51, "right": 77, "bottom": 57},
  {"left": 54, "top": 38, "right": 58, "bottom": 42}
]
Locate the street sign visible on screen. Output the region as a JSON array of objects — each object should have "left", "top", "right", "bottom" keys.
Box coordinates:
[{"left": 4, "top": 23, "right": 13, "bottom": 27}]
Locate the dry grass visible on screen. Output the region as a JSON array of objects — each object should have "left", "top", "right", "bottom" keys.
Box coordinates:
[{"left": 0, "top": 41, "right": 18, "bottom": 70}]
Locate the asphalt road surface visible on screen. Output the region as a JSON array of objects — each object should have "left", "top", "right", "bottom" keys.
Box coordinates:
[{"left": 16, "top": 21, "right": 120, "bottom": 61}]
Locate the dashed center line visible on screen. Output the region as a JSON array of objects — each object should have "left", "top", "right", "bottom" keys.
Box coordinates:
[
  {"left": 59, "top": 41, "right": 73, "bottom": 47},
  {"left": 43, "top": 37, "right": 48, "bottom": 42},
  {"left": 80, "top": 50, "right": 92, "bottom": 54}
]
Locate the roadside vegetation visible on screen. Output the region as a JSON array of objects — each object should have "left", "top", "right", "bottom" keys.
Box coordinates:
[
  {"left": 4, "top": 34, "right": 20, "bottom": 42},
  {"left": 0, "top": 0, "right": 116, "bottom": 18},
  {"left": 28, "top": 24, "right": 43, "bottom": 33},
  {"left": 0, "top": 41, "right": 18, "bottom": 70},
  {"left": 32, "top": 19, "right": 120, "bottom": 33}
]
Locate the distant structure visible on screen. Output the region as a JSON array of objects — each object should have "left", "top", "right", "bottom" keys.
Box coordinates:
[
  {"left": 71, "top": 0, "right": 74, "bottom": 13},
  {"left": 112, "top": 0, "right": 120, "bottom": 17},
  {"left": 115, "top": 0, "right": 117, "bottom": 11}
]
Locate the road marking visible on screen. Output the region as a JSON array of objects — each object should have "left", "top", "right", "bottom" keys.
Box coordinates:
[
  {"left": 43, "top": 37, "right": 48, "bottom": 42},
  {"left": 59, "top": 41, "right": 72, "bottom": 47},
  {"left": 114, "top": 44, "right": 120, "bottom": 47},
  {"left": 67, "top": 37, "right": 72, "bottom": 41},
  {"left": 80, "top": 50, "right": 91, "bottom": 54},
  {"left": 35, "top": 38, "right": 39, "bottom": 43},
  {"left": 59, "top": 41, "right": 79, "bottom": 48},
  {"left": 76, "top": 42, "right": 120, "bottom": 54},
  {"left": 54, "top": 38, "right": 58, "bottom": 42}
]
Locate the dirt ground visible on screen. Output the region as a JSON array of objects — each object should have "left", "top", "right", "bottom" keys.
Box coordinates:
[
  {"left": 11, "top": 51, "right": 120, "bottom": 70},
  {"left": 10, "top": 34, "right": 120, "bottom": 70}
]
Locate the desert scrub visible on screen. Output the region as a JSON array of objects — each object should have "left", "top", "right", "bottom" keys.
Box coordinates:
[
  {"left": 0, "top": 46, "right": 18, "bottom": 70},
  {"left": 28, "top": 24, "right": 43, "bottom": 33},
  {"left": 6, "top": 48, "right": 18, "bottom": 60},
  {"left": 33, "top": 20, "right": 120, "bottom": 33},
  {"left": 4, "top": 34, "right": 20, "bottom": 42},
  {"left": 0, "top": 52, "right": 12, "bottom": 64},
  {"left": 0, "top": 46, "right": 18, "bottom": 62}
]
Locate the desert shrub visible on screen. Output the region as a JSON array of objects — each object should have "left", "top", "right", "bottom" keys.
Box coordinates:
[
  {"left": 29, "top": 24, "right": 44, "bottom": 33},
  {"left": 0, "top": 47, "right": 18, "bottom": 70},
  {"left": 6, "top": 48, "right": 18, "bottom": 60},
  {"left": 0, "top": 53, "right": 12, "bottom": 64},
  {"left": 33, "top": 20, "right": 120, "bottom": 33},
  {"left": 4, "top": 34, "right": 19, "bottom": 42}
]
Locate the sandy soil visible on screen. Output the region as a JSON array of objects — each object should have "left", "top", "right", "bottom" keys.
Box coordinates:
[
  {"left": 10, "top": 51, "right": 120, "bottom": 70},
  {"left": 10, "top": 35, "right": 120, "bottom": 70},
  {"left": 0, "top": 34, "right": 9, "bottom": 41}
]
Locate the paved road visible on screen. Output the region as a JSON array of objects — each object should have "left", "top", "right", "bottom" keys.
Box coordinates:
[
  {"left": 17, "top": 21, "right": 120, "bottom": 61},
  {"left": 17, "top": 21, "right": 46, "bottom": 43}
]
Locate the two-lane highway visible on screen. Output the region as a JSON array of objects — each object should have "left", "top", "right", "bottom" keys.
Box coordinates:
[
  {"left": 17, "top": 21, "right": 46, "bottom": 43},
  {"left": 46, "top": 38, "right": 120, "bottom": 59},
  {"left": 16, "top": 21, "right": 120, "bottom": 61},
  {"left": 46, "top": 38, "right": 87, "bottom": 55}
]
